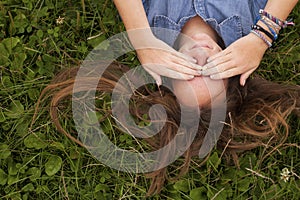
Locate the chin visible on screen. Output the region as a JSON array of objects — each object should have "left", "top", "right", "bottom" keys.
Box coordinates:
[{"left": 172, "top": 76, "right": 228, "bottom": 109}]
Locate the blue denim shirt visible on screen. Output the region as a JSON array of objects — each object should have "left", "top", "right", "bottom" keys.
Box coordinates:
[{"left": 142, "top": 0, "right": 267, "bottom": 47}]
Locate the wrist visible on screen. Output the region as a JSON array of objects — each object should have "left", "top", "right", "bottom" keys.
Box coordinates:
[
  {"left": 127, "top": 28, "right": 156, "bottom": 49},
  {"left": 247, "top": 33, "right": 269, "bottom": 52}
]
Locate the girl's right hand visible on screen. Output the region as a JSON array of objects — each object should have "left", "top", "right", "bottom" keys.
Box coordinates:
[{"left": 134, "top": 35, "right": 203, "bottom": 86}]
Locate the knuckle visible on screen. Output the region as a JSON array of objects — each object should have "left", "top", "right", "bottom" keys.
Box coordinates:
[{"left": 216, "top": 65, "right": 225, "bottom": 73}]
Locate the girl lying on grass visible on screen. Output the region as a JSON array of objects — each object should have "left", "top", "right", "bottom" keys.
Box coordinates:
[{"left": 32, "top": 13, "right": 300, "bottom": 195}]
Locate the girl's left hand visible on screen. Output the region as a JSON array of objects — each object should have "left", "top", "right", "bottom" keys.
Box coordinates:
[{"left": 201, "top": 33, "right": 269, "bottom": 86}]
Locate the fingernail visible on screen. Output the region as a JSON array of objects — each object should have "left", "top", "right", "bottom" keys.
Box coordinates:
[
  {"left": 207, "top": 57, "right": 212, "bottom": 62},
  {"left": 203, "top": 63, "right": 213, "bottom": 69},
  {"left": 156, "top": 80, "right": 162, "bottom": 86},
  {"left": 241, "top": 79, "right": 246, "bottom": 86},
  {"left": 187, "top": 56, "right": 197, "bottom": 63},
  {"left": 197, "top": 70, "right": 202, "bottom": 75},
  {"left": 210, "top": 75, "right": 217, "bottom": 79}
]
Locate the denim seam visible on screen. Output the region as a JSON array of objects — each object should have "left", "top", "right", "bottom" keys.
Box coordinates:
[
  {"left": 194, "top": 0, "right": 207, "bottom": 19},
  {"left": 219, "top": 15, "right": 243, "bottom": 37},
  {"left": 154, "top": 15, "right": 180, "bottom": 28}
]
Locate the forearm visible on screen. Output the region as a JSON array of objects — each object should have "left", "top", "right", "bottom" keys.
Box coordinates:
[
  {"left": 113, "top": 0, "right": 154, "bottom": 47},
  {"left": 264, "top": 0, "right": 298, "bottom": 21},
  {"left": 113, "top": 0, "right": 150, "bottom": 30}
]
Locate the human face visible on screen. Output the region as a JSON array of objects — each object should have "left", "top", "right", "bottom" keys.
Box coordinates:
[{"left": 172, "top": 33, "right": 228, "bottom": 108}]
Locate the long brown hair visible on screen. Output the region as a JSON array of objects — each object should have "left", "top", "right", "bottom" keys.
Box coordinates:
[{"left": 32, "top": 62, "right": 300, "bottom": 195}]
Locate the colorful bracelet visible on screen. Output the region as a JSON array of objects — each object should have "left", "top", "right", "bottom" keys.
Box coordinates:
[
  {"left": 250, "top": 29, "right": 272, "bottom": 48},
  {"left": 258, "top": 17, "right": 278, "bottom": 40},
  {"left": 259, "top": 9, "right": 295, "bottom": 28},
  {"left": 254, "top": 15, "right": 278, "bottom": 41},
  {"left": 251, "top": 24, "right": 275, "bottom": 42},
  {"left": 261, "top": 15, "right": 281, "bottom": 34}
]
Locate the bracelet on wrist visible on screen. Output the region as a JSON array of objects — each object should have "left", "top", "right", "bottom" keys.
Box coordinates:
[
  {"left": 261, "top": 16, "right": 281, "bottom": 34},
  {"left": 259, "top": 9, "right": 295, "bottom": 28},
  {"left": 251, "top": 24, "right": 275, "bottom": 42},
  {"left": 250, "top": 29, "right": 272, "bottom": 48},
  {"left": 258, "top": 18, "right": 278, "bottom": 40}
]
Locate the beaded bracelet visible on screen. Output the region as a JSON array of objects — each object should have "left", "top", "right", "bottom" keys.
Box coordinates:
[
  {"left": 259, "top": 9, "right": 295, "bottom": 28},
  {"left": 250, "top": 29, "right": 272, "bottom": 48},
  {"left": 254, "top": 15, "right": 278, "bottom": 41},
  {"left": 251, "top": 24, "right": 275, "bottom": 42}
]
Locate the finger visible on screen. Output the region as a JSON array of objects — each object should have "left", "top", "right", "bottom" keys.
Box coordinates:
[
  {"left": 209, "top": 68, "right": 239, "bottom": 80},
  {"left": 168, "top": 63, "right": 202, "bottom": 76},
  {"left": 207, "top": 48, "right": 231, "bottom": 63},
  {"left": 203, "top": 53, "right": 233, "bottom": 69},
  {"left": 144, "top": 65, "right": 194, "bottom": 81},
  {"left": 170, "top": 53, "right": 204, "bottom": 71},
  {"left": 143, "top": 67, "right": 163, "bottom": 86},
  {"left": 185, "top": 48, "right": 209, "bottom": 66},
  {"left": 142, "top": 61, "right": 199, "bottom": 78},
  {"left": 149, "top": 38, "right": 197, "bottom": 63},
  {"left": 173, "top": 50, "right": 197, "bottom": 64},
  {"left": 203, "top": 53, "right": 232, "bottom": 71},
  {"left": 240, "top": 69, "right": 255, "bottom": 86},
  {"left": 202, "top": 60, "right": 234, "bottom": 76}
]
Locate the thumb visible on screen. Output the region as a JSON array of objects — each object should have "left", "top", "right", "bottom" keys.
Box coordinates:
[{"left": 240, "top": 69, "right": 254, "bottom": 86}]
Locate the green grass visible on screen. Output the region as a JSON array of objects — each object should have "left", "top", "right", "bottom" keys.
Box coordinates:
[{"left": 0, "top": 0, "right": 299, "bottom": 199}]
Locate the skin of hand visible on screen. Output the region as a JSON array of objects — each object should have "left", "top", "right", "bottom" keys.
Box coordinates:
[
  {"left": 202, "top": 33, "right": 268, "bottom": 86},
  {"left": 134, "top": 33, "right": 203, "bottom": 86},
  {"left": 201, "top": 0, "right": 298, "bottom": 86}
]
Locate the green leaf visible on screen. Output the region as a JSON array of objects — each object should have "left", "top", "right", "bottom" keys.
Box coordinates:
[
  {"left": 26, "top": 25, "right": 32, "bottom": 33},
  {"left": 207, "top": 152, "right": 221, "bottom": 171},
  {"left": 22, "top": 183, "right": 35, "bottom": 192},
  {"left": 190, "top": 187, "right": 207, "bottom": 200},
  {"left": 12, "top": 52, "right": 27, "bottom": 70},
  {"left": 24, "top": 133, "right": 47, "bottom": 149},
  {"left": 237, "top": 177, "right": 252, "bottom": 192},
  {"left": 50, "top": 142, "right": 65, "bottom": 151},
  {"left": 87, "top": 34, "right": 107, "bottom": 48},
  {"left": 0, "top": 168, "right": 8, "bottom": 186},
  {"left": 8, "top": 159, "right": 19, "bottom": 176},
  {"left": 173, "top": 180, "right": 190, "bottom": 193},
  {"left": 27, "top": 167, "right": 41, "bottom": 181},
  {"left": 42, "top": 54, "right": 57, "bottom": 62},
  {"left": 37, "top": 30, "right": 43, "bottom": 38},
  {"left": 0, "top": 110, "right": 6, "bottom": 123},
  {"left": 7, "top": 175, "right": 19, "bottom": 185},
  {"left": 69, "top": 148, "right": 80, "bottom": 159},
  {"left": 45, "top": 155, "right": 62, "bottom": 176},
  {"left": 0, "top": 143, "right": 11, "bottom": 159},
  {"left": 2, "top": 76, "right": 13, "bottom": 88},
  {"left": 36, "top": 185, "right": 50, "bottom": 194},
  {"left": 15, "top": 118, "right": 30, "bottom": 137},
  {"left": 28, "top": 88, "right": 39, "bottom": 100},
  {"left": 2, "top": 37, "right": 20, "bottom": 54},
  {"left": 5, "top": 100, "right": 24, "bottom": 119},
  {"left": 36, "top": 6, "right": 49, "bottom": 18},
  {"left": 94, "top": 183, "right": 110, "bottom": 192},
  {"left": 47, "top": 29, "right": 54, "bottom": 35},
  {"left": 0, "top": 43, "right": 9, "bottom": 66}
]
